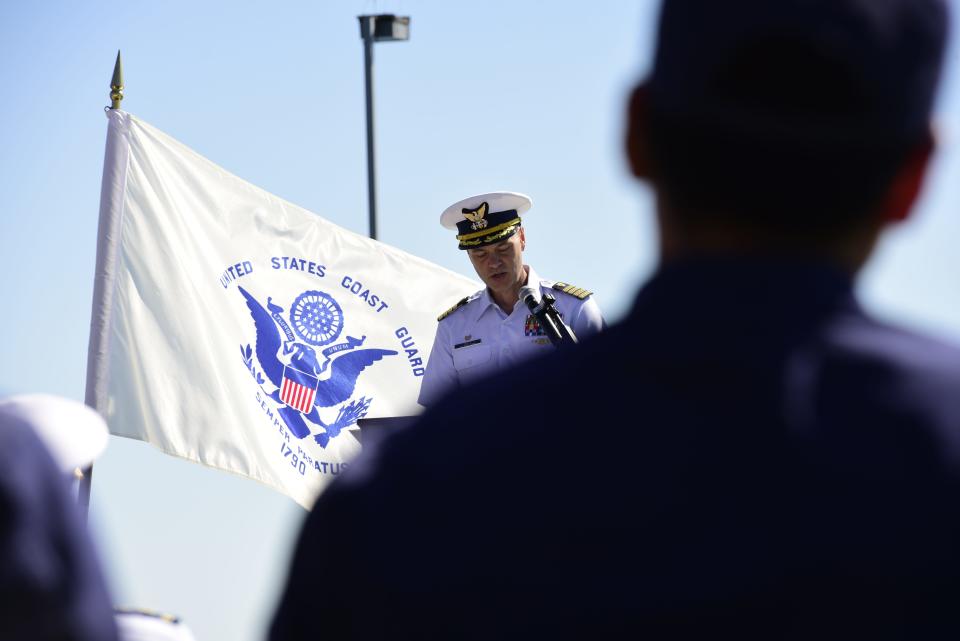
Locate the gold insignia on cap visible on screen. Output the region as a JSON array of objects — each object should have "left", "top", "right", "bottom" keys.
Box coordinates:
[
  {"left": 456, "top": 219, "right": 522, "bottom": 245},
  {"left": 462, "top": 202, "right": 489, "bottom": 231}
]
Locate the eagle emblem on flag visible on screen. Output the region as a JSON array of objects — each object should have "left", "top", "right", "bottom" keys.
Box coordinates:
[{"left": 238, "top": 286, "right": 397, "bottom": 448}]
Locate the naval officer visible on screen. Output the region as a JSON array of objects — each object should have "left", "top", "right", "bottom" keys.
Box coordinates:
[{"left": 418, "top": 191, "right": 604, "bottom": 406}]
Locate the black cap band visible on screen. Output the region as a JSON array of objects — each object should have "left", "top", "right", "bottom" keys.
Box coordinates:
[{"left": 455, "top": 205, "right": 521, "bottom": 250}]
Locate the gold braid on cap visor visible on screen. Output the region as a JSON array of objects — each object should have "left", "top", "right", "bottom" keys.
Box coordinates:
[{"left": 456, "top": 218, "right": 522, "bottom": 249}]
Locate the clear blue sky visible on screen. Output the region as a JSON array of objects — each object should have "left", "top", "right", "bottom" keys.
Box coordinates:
[{"left": 1, "top": 2, "right": 959, "bottom": 640}]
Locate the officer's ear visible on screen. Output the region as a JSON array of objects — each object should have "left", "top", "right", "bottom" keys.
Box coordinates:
[
  {"left": 625, "top": 83, "right": 653, "bottom": 180},
  {"left": 878, "top": 129, "right": 935, "bottom": 225}
]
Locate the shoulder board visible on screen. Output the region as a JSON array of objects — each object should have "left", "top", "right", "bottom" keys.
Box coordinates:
[
  {"left": 551, "top": 282, "right": 592, "bottom": 300},
  {"left": 438, "top": 296, "right": 471, "bottom": 322}
]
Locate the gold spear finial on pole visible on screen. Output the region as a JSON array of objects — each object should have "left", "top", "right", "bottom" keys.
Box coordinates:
[{"left": 110, "top": 50, "right": 124, "bottom": 110}]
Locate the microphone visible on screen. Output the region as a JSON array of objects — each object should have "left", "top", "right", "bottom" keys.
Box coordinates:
[
  {"left": 519, "top": 285, "right": 543, "bottom": 311},
  {"left": 519, "top": 286, "right": 578, "bottom": 347}
]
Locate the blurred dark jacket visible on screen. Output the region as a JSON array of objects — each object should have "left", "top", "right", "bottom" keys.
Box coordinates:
[
  {"left": 271, "top": 258, "right": 960, "bottom": 640},
  {"left": 0, "top": 419, "right": 118, "bottom": 641}
]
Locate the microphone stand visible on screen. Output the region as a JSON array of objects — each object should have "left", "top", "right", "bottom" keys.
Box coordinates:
[{"left": 526, "top": 291, "right": 578, "bottom": 348}]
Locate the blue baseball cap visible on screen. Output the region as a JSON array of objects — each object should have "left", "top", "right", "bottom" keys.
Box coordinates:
[{"left": 646, "top": 0, "right": 948, "bottom": 144}]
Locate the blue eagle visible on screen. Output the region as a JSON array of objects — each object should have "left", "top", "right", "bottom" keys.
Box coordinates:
[{"left": 239, "top": 286, "right": 397, "bottom": 447}]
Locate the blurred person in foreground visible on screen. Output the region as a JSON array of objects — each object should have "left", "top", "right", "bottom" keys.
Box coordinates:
[
  {"left": 270, "top": 0, "right": 960, "bottom": 638},
  {"left": 0, "top": 394, "right": 118, "bottom": 641}
]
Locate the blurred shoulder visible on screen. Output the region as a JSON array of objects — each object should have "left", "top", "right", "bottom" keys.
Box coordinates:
[
  {"left": 825, "top": 313, "right": 960, "bottom": 380},
  {"left": 819, "top": 312, "right": 960, "bottom": 423}
]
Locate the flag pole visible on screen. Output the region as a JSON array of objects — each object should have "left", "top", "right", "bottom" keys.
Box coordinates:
[
  {"left": 110, "top": 50, "right": 124, "bottom": 110},
  {"left": 79, "top": 50, "right": 124, "bottom": 520}
]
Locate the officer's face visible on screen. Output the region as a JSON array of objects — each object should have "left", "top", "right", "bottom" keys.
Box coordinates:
[{"left": 467, "top": 228, "right": 526, "bottom": 298}]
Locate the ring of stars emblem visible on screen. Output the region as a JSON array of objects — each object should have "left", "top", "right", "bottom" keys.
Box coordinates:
[{"left": 290, "top": 290, "right": 344, "bottom": 346}]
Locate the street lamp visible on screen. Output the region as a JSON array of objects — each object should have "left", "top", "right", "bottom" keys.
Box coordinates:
[{"left": 358, "top": 14, "right": 411, "bottom": 241}]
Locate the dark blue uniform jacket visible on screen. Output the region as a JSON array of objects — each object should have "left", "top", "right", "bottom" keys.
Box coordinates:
[{"left": 271, "top": 258, "right": 960, "bottom": 640}]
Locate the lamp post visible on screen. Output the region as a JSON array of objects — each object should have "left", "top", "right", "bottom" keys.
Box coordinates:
[{"left": 358, "top": 14, "right": 410, "bottom": 241}]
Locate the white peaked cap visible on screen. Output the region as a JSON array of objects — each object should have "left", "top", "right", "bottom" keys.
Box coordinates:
[
  {"left": 0, "top": 394, "right": 109, "bottom": 473},
  {"left": 440, "top": 191, "right": 533, "bottom": 229}
]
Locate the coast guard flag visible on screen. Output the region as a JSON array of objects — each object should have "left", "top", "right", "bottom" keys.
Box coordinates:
[{"left": 85, "top": 110, "right": 477, "bottom": 507}]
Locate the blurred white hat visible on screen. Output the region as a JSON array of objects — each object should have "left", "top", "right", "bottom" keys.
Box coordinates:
[
  {"left": 0, "top": 394, "right": 108, "bottom": 473},
  {"left": 115, "top": 609, "right": 197, "bottom": 641}
]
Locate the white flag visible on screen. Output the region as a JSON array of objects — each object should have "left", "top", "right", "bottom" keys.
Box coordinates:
[{"left": 85, "top": 110, "right": 478, "bottom": 507}]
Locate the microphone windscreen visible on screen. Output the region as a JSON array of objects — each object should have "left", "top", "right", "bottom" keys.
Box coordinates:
[{"left": 519, "top": 286, "right": 540, "bottom": 305}]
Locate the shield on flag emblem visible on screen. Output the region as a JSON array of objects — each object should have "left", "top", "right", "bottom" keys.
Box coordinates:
[{"left": 280, "top": 365, "right": 319, "bottom": 414}]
